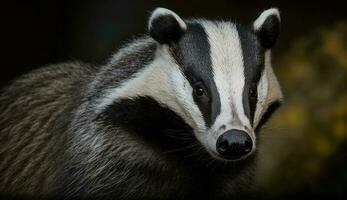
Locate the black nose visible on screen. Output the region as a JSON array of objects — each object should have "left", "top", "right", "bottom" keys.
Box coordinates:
[{"left": 216, "top": 129, "right": 253, "bottom": 159}]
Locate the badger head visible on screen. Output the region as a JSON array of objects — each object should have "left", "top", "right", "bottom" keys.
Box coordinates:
[
  {"left": 97, "top": 8, "right": 283, "bottom": 163},
  {"left": 145, "top": 8, "right": 283, "bottom": 161}
]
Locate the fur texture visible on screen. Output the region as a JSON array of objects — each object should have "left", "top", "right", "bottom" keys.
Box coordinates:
[
  {"left": 0, "top": 8, "right": 282, "bottom": 200},
  {"left": 0, "top": 62, "right": 95, "bottom": 197}
]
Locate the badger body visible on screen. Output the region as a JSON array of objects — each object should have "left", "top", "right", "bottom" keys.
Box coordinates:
[
  {"left": 0, "top": 62, "right": 94, "bottom": 196},
  {"left": 0, "top": 8, "right": 283, "bottom": 199}
]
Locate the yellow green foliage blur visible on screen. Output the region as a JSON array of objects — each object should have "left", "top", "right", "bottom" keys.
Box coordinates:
[{"left": 256, "top": 22, "right": 347, "bottom": 196}]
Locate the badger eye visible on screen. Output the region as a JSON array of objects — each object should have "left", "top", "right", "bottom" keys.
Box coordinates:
[
  {"left": 193, "top": 83, "right": 206, "bottom": 97},
  {"left": 195, "top": 87, "right": 205, "bottom": 96}
]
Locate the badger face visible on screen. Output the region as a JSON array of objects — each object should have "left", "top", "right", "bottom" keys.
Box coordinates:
[
  {"left": 148, "top": 8, "right": 283, "bottom": 161},
  {"left": 96, "top": 8, "right": 282, "bottom": 163}
]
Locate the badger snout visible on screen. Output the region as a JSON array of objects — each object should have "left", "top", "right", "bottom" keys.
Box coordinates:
[{"left": 216, "top": 129, "right": 253, "bottom": 160}]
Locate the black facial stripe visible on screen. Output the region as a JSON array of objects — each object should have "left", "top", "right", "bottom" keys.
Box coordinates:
[
  {"left": 98, "top": 96, "right": 197, "bottom": 157},
  {"left": 237, "top": 24, "right": 265, "bottom": 126},
  {"left": 255, "top": 100, "right": 282, "bottom": 132},
  {"left": 170, "top": 22, "right": 221, "bottom": 128}
]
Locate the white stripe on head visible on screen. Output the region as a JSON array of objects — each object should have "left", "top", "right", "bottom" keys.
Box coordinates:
[
  {"left": 254, "top": 53, "right": 269, "bottom": 127},
  {"left": 199, "top": 21, "right": 253, "bottom": 149}
]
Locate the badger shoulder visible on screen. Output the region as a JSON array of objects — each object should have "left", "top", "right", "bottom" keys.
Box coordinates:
[
  {"left": 87, "top": 36, "right": 157, "bottom": 99},
  {"left": 0, "top": 61, "right": 94, "bottom": 196}
]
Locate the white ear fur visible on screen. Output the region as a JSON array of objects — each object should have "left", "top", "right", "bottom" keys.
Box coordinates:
[
  {"left": 253, "top": 8, "right": 280, "bottom": 31},
  {"left": 253, "top": 8, "right": 281, "bottom": 49},
  {"left": 148, "top": 7, "right": 187, "bottom": 32}
]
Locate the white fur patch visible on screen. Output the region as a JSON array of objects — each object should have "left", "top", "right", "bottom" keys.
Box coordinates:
[
  {"left": 254, "top": 56, "right": 269, "bottom": 127},
  {"left": 95, "top": 46, "right": 204, "bottom": 133},
  {"left": 253, "top": 8, "right": 280, "bottom": 31},
  {"left": 198, "top": 21, "right": 254, "bottom": 154},
  {"left": 264, "top": 51, "right": 283, "bottom": 103},
  {"left": 148, "top": 8, "right": 187, "bottom": 32},
  {"left": 254, "top": 50, "right": 283, "bottom": 128}
]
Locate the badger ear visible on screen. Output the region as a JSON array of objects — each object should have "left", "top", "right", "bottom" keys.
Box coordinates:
[
  {"left": 253, "top": 8, "right": 281, "bottom": 49},
  {"left": 148, "top": 8, "right": 187, "bottom": 44}
]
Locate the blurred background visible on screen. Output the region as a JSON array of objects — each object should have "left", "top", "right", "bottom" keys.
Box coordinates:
[{"left": 1, "top": 0, "right": 346, "bottom": 198}]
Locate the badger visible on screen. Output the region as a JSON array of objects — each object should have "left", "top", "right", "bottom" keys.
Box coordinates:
[{"left": 0, "top": 7, "right": 283, "bottom": 199}]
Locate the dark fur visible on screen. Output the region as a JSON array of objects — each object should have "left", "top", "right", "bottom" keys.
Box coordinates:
[
  {"left": 0, "top": 37, "right": 256, "bottom": 199},
  {"left": 0, "top": 6, "right": 284, "bottom": 198},
  {"left": 0, "top": 7, "right": 282, "bottom": 194},
  {"left": 0, "top": 62, "right": 95, "bottom": 197}
]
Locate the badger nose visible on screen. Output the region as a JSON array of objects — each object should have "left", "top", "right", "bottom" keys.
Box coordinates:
[{"left": 216, "top": 129, "right": 253, "bottom": 159}]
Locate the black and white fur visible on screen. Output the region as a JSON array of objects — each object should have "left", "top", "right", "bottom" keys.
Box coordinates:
[{"left": 0, "top": 8, "right": 282, "bottom": 199}]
